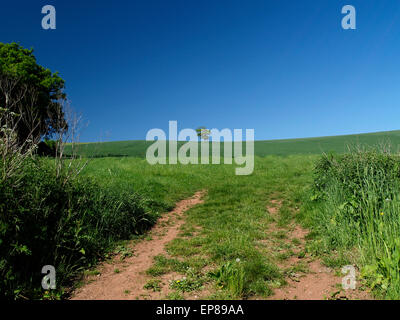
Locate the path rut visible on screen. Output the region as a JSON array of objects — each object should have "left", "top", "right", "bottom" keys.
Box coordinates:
[
  {"left": 266, "top": 200, "right": 372, "bottom": 300},
  {"left": 71, "top": 190, "right": 206, "bottom": 300}
]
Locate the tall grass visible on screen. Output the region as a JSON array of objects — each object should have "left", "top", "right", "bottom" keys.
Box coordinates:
[
  {"left": 0, "top": 156, "right": 161, "bottom": 299},
  {"left": 304, "top": 148, "right": 400, "bottom": 299}
]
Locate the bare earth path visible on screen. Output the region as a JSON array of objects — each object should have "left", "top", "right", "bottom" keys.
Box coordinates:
[
  {"left": 71, "top": 192, "right": 372, "bottom": 300},
  {"left": 71, "top": 190, "right": 206, "bottom": 300},
  {"left": 266, "top": 200, "right": 372, "bottom": 300}
]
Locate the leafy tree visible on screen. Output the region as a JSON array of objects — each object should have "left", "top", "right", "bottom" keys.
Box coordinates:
[
  {"left": 0, "top": 42, "right": 67, "bottom": 145},
  {"left": 196, "top": 126, "right": 210, "bottom": 141}
]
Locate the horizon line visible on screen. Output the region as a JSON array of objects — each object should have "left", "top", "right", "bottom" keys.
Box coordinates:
[{"left": 75, "top": 129, "right": 400, "bottom": 144}]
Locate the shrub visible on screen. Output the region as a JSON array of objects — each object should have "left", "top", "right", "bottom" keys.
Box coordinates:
[
  {"left": 37, "top": 140, "right": 57, "bottom": 157},
  {"left": 307, "top": 148, "right": 400, "bottom": 299},
  {"left": 0, "top": 158, "right": 158, "bottom": 299}
]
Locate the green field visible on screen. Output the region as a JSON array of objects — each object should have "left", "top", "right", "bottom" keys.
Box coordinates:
[
  {"left": 77, "top": 155, "right": 315, "bottom": 299},
  {"left": 69, "top": 130, "right": 400, "bottom": 158},
  {"left": 5, "top": 129, "right": 400, "bottom": 299},
  {"left": 65, "top": 130, "right": 400, "bottom": 299}
]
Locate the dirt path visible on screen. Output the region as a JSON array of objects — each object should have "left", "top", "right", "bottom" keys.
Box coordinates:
[
  {"left": 71, "top": 190, "right": 206, "bottom": 300},
  {"left": 266, "top": 200, "right": 372, "bottom": 300},
  {"left": 71, "top": 192, "right": 372, "bottom": 300}
]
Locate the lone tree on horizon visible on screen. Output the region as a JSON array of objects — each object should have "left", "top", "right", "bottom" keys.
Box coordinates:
[{"left": 196, "top": 126, "right": 211, "bottom": 141}]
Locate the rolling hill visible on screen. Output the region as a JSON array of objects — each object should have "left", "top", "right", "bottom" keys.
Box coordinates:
[{"left": 67, "top": 130, "right": 400, "bottom": 158}]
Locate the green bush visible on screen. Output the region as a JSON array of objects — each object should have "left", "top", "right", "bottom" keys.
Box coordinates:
[
  {"left": 0, "top": 158, "right": 158, "bottom": 299},
  {"left": 37, "top": 139, "right": 57, "bottom": 157},
  {"left": 313, "top": 150, "right": 400, "bottom": 202},
  {"left": 307, "top": 149, "right": 400, "bottom": 299}
]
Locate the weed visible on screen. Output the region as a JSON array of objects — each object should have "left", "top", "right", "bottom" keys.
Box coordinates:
[
  {"left": 209, "top": 261, "right": 245, "bottom": 297},
  {"left": 166, "top": 291, "right": 184, "bottom": 300},
  {"left": 146, "top": 255, "right": 190, "bottom": 276},
  {"left": 84, "top": 270, "right": 101, "bottom": 276},
  {"left": 169, "top": 277, "right": 204, "bottom": 293},
  {"left": 143, "top": 279, "right": 162, "bottom": 292},
  {"left": 114, "top": 245, "right": 134, "bottom": 261},
  {"left": 292, "top": 238, "right": 301, "bottom": 246}
]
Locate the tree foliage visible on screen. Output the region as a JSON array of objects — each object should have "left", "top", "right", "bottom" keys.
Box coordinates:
[
  {"left": 196, "top": 126, "right": 211, "bottom": 141},
  {"left": 0, "top": 42, "right": 67, "bottom": 144}
]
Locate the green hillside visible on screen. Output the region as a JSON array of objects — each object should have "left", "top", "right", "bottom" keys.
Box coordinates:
[{"left": 68, "top": 130, "right": 400, "bottom": 158}]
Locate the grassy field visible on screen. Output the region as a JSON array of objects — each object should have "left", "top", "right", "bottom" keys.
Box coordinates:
[
  {"left": 68, "top": 130, "right": 400, "bottom": 299},
  {"left": 77, "top": 155, "right": 315, "bottom": 298},
  {"left": 4, "top": 129, "right": 400, "bottom": 299},
  {"left": 68, "top": 130, "right": 400, "bottom": 158}
]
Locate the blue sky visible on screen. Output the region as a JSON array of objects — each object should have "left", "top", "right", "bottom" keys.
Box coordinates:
[{"left": 1, "top": 0, "right": 400, "bottom": 142}]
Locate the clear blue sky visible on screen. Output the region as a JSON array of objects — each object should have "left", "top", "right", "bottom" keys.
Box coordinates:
[{"left": 1, "top": 0, "right": 400, "bottom": 142}]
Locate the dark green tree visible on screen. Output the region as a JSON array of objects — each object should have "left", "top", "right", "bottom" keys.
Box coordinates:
[{"left": 0, "top": 42, "right": 67, "bottom": 145}]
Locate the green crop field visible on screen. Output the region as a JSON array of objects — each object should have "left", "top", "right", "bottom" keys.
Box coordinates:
[{"left": 68, "top": 130, "right": 400, "bottom": 158}]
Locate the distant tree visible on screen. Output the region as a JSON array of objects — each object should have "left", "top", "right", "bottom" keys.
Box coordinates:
[
  {"left": 196, "top": 126, "right": 211, "bottom": 141},
  {"left": 0, "top": 42, "right": 67, "bottom": 145},
  {"left": 196, "top": 126, "right": 205, "bottom": 141}
]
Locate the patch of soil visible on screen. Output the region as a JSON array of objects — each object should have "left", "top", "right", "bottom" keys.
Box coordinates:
[
  {"left": 70, "top": 190, "right": 206, "bottom": 300},
  {"left": 267, "top": 199, "right": 282, "bottom": 215},
  {"left": 266, "top": 200, "right": 372, "bottom": 300}
]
